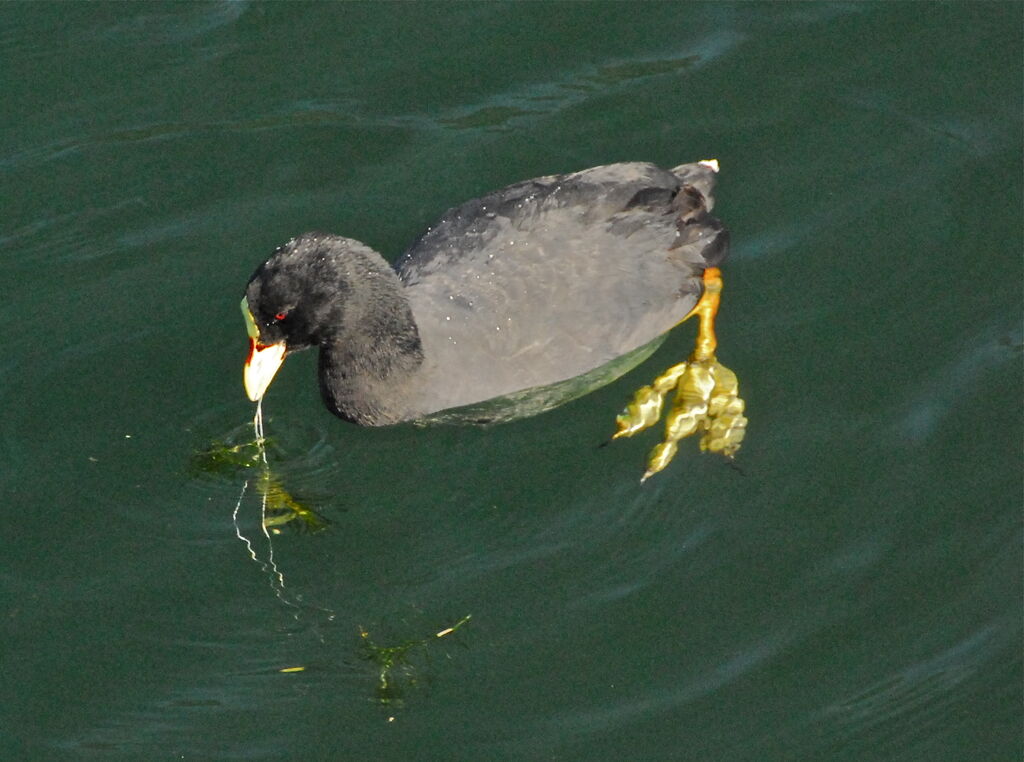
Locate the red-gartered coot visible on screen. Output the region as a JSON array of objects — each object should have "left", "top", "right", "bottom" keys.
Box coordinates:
[{"left": 242, "top": 161, "right": 746, "bottom": 478}]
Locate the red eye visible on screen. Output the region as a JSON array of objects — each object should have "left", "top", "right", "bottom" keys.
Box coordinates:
[{"left": 274, "top": 312, "right": 287, "bottom": 321}]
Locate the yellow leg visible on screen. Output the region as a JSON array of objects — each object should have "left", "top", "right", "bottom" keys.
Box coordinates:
[
  {"left": 614, "top": 267, "right": 748, "bottom": 481},
  {"left": 691, "top": 267, "right": 721, "bottom": 362}
]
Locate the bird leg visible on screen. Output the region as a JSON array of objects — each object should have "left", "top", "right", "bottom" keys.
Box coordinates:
[{"left": 613, "top": 267, "right": 747, "bottom": 481}]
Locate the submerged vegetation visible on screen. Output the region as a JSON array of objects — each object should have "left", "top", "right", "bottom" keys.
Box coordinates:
[
  {"left": 257, "top": 469, "right": 330, "bottom": 534},
  {"left": 195, "top": 421, "right": 471, "bottom": 714},
  {"left": 192, "top": 432, "right": 329, "bottom": 534},
  {"left": 359, "top": 615, "right": 472, "bottom": 712},
  {"left": 191, "top": 437, "right": 266, "bottom": 472}
]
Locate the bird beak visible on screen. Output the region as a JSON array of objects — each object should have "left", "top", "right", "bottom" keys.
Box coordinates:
[{"left": 242, "top": 297, "right": 286, "bottom": 402}]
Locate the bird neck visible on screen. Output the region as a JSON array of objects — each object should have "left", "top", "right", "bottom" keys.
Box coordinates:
[{"left": 316, "top": 254, "right": 425, "bottom": 425}]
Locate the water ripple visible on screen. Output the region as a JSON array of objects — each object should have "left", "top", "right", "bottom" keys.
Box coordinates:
[{"left": 430, "top": 33, "right": 742, "bottom": 133}]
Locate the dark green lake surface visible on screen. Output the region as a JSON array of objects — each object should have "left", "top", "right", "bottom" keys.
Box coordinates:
[{"left": 2, "top": 3, "right": 1021, "bottom": 759}]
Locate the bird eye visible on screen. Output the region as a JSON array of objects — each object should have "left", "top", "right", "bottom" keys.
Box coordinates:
[{"left": 274, "top": 312, "right": 288, "bottom": 321}]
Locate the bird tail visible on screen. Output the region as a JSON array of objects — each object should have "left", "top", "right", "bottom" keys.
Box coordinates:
[
  {"left": 670, "top": 159, "right": 728, "bottom": 268},
  {"left": 670, "top": 159, "right": 720, "bottom": 211}
]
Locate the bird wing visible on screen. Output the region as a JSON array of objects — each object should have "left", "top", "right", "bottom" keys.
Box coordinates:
[{"left": 395, "top": 162, "right": 728, "bottom": 413}]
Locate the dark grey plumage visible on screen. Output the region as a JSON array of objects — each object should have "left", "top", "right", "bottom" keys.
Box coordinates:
[{"left": 243, "top": 161, "right": 729, "bottom": 425}]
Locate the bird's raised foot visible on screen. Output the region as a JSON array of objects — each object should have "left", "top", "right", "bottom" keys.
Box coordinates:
[
  {"left": 637, "top": 358, "right": 747, "bottom": 481},
  {"left": 614, "top": 267, "right": 747, "bottom": 481},
  {"left": 612, "top": 362, "right": 690, "bottom": 439}
]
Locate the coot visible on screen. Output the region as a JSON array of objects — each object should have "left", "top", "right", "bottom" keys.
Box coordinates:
[{"left": 242, "top": 161, "right": 746, "bottom": 478}]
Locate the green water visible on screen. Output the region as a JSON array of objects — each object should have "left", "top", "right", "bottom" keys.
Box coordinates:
[{"left": 2, "top": 3, "right": 1021, "bottom": 759}]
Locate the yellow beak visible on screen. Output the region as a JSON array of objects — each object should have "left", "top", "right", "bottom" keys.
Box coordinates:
[{"left": 242, "top": 298, "right": 286, "bottom": 402}]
